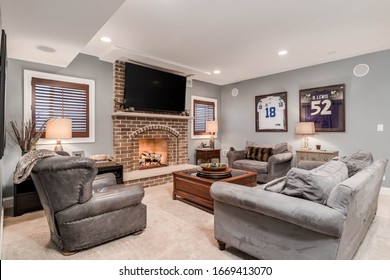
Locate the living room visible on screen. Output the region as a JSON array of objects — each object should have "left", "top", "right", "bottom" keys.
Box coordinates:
[{"left": 1, "top": 0, "right": 390, "bottom": 278}]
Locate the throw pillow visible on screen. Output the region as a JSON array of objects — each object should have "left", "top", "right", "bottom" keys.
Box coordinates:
[
  {"left": 246, "top": 146, "right": 273, "bottom": 162},
  {"left": 334, "top": 150, "right": 373, "bottom": 177},
  {"left": 281, "top": 161, "right": 348, "bottom": 204},
  {"left": 263, "top": 176, "right": 287, "bottom": 193}
]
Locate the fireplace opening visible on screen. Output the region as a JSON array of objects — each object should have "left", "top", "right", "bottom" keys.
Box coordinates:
[{"left": 138, "top": 138, "right": 168, "bottom": 170}]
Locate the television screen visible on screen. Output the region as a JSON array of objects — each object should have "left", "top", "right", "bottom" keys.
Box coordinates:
[
  {"left": 124, "top": 62, "right": 187, "bottom": 113},
  {"left": 0, "top": 29, "right": 7, "bottom": 159}
]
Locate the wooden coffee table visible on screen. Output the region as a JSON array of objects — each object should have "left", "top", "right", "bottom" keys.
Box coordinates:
[{"left": 172, "top": 168, "right": 257, "bottom": 213}]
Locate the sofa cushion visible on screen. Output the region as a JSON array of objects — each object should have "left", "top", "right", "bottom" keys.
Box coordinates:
[
  {"left": 233, "top": 159, "right": 268, "bottom": 173},
  {"left": 246, "top": 146, "right": 273, "bottom": 162},
  {"left": 281, "top": 161, "right": 348, "bottom": 204},
  {"left": 334, "top": 150, "right": 373, "bottom": 177}
]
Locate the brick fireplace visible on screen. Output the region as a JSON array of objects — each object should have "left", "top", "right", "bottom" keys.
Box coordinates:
[{"left": 112, "top": 60, "right": 193, "bottom": 187}]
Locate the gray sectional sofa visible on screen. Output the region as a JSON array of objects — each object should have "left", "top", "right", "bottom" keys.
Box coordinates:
[{"left": 210, "top": 153, "right": 388, "bottom": 259}]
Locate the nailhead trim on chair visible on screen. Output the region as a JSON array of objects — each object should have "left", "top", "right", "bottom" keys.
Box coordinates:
[{"left": 57, "top": 204, "right": 147, "bottom": 253}]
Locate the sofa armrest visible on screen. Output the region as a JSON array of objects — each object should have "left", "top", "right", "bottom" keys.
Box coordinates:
[
  {"left": 210, "top": 181, "right": 345, "bottom": 237},
  {"left": 267, "top": 152, "right": 293, "bottom": 180},
  {"left": 268, "top": 152, "right": 293, "bottom": 164},
  {"left": 226, "top": 148, "right": 246, "bottom": 167},
  {"left": 93, "top": 173, "right": 117, "bottom": 192},
  {"left": 55, "top": 184, "right": 145, "bottom": 224}
]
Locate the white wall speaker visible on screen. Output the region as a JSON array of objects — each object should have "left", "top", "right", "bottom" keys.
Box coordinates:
[
  {"left": 353, "top": 64, "right": 369, "bottom": 77},
  {"left": 231, "top": 88, "right": 239, "bottom": 97}
]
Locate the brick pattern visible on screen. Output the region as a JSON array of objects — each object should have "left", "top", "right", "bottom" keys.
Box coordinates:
[
  {"left": 114, "top": 60, "right": 125, "bottom": 112},
  {"left": 112, "top": 60, "right": 189, "bottom": 187},
  {"left": 113, "top": 115, "right": 189, "bottom": 173},
  {"left": 125, "top": 174, "right": 173, "bottom": 188}
]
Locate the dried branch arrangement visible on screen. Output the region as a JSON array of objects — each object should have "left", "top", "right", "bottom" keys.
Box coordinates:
[{"left": 7, "top": 119, "right": 46, "bottom": 154}]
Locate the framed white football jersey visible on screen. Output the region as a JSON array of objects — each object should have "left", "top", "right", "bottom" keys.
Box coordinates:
[{"left": 257, "top": 96, "right": 286, "bottom": 130}]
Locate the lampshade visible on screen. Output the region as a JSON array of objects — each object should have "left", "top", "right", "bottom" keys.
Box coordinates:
[
  {"left": 46, "top": 118, "right": 72, "bottom": 139},
  {"left": 295, "top": 122, "right": 315, "bottom": 135},
  {"left": 206, "top": 120, "right": 218, "bottom": 133}
]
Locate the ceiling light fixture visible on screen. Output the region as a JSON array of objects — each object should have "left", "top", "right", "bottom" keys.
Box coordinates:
[
  {"left": 213, "top": 70, "right": 221, "bottom": 74},
  {"left": 100, "top": 36, "right": 112, "bottom": 43},
  {"left": 37, "top": 45, "right": 56, "bottom": 53},
  {"left": 278, "top": 50, "right": 288, "bottom": 56}
]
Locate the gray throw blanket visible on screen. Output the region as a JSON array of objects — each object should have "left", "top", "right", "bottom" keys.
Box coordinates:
[{"left": 13, "top": 149, "right": 58, "bottom": 184}]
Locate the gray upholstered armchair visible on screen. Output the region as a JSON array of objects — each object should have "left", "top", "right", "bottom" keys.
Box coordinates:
[
  {"left": 30, "top": 156, "right": 146, "bottom": 254},
  {"left": 227, "top": 141, "right": 293, "bottom": 183}
]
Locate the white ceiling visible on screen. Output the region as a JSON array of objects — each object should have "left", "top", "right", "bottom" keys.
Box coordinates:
[{"left": 2, "top": 0, "right": 390, "bottom": 85}]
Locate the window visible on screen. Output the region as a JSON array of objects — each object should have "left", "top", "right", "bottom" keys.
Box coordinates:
[
  {"left": 32, "top": 78, "right": 89, "bottom": 138},
  {"left": 191, "top": 96, "right": 218, "bottom": 139},
  {"left": 24, "top": 70, "right": 95, "bottom": 144}
]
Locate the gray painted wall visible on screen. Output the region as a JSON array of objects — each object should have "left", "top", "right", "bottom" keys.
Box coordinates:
[
  {"left": 186, "top": 80, "right": 221, "bottom": 164},
  {"left": 1, "top": 54, "right": 221, "bottom": 197},
  {"left": 2, "top": 54, "right": 114, "bottom": 196},
  {"left": 220, "top": 49, "right": 390, "bottom": 187},
  {"left": 3, "top": 49, "right": 389, "bottom": 199}
]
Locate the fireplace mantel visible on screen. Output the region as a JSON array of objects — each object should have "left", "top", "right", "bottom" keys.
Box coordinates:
[{"left": 112, "top": 111, "right": 193, "bottom": 120}]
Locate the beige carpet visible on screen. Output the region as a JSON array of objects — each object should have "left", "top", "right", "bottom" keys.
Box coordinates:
[{"left": 2, "top": 183, "right": 390, "bottom": 260}]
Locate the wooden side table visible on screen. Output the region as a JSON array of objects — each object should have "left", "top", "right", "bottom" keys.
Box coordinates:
[
  {"left": 95, "top": 162, "right": 124, "bottom": 184},
  {"left": 13, "top": 177, "right": 43, "bottom": 216},
  {"left": 195, "top": 148, "right": 221, "bottom": 165},
  {"left": 296, "top": 149, "right": 339, "bottom": 167}
]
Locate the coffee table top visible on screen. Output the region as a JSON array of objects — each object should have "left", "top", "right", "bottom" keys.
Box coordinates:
[{"left": 173, "top": 167, "right": 256, "bottom": 182}]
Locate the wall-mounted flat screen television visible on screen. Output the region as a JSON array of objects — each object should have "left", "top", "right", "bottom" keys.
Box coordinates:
[{"left": 124, "top": 62, "right": 187, "bottom": 113}]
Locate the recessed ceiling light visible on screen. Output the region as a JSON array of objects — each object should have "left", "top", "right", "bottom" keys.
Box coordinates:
[
  {"left": 100, "top": 36, "right": 112, "bottom": 43},
  {"left": 37, "top": 45, "right": 56, "bottom": 53},
  {"left": 213, "top": 69, "right": 221, "bottom": 74},
  {"left": 278, "top": 50, "right": 288, "bottom": 56}
]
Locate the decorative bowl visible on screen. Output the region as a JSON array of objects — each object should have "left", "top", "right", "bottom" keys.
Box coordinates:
[
  {"left": 200, "top": 163, "right": 228, "bottom": 171},
  {"left": 90, "top": 154, "right": 111, "bottom": 161}
]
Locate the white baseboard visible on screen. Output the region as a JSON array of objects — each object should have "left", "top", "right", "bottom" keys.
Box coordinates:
[{"left": 380, "top": 187, "right": 390, "bottom": 196}]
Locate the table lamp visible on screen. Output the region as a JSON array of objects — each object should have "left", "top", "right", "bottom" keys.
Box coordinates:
[
  {"left": 206, "top": 120, "right": 218, "bottom": 150},
  {"left": 45, "top": 118, "right": 72, "bottom": 151},
  {"left": 295, "top": 122, "right": 315, "bottom": 149}
]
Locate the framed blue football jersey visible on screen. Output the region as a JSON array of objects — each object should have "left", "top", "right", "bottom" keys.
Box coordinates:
[{"left": 299, "top": 84, "right": 345, "bottom": 132}]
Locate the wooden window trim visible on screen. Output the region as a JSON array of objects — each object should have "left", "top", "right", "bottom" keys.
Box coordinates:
[
  {"left": 193, "top": 99, "right": 215, "bottom": 136},
  {"left": 31, "top": 77, "right": 90, "bottom": 138}
]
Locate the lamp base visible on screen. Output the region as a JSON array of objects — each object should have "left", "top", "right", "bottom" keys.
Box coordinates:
[
  {"left": 54, "top": 139, "right": 64, "bottom": 151},
  {"left": 209, "top": 135, "right": 215, "bottom": 150},
  {"left": 301, "top": 136, "right": 311, "bottom": 150}
]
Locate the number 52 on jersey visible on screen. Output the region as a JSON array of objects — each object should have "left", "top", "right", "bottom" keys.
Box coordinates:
[{"left": 299, "top": 84, "right": 345, "bottom": 132}]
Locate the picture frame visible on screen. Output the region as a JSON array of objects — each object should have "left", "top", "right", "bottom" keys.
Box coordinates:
[
  {"left": 72, "top": 151, "right": 85, "bottom": 157},
  {"left": 299, "top": 84, "right": 345, "bottom": 132},
  {"left": 255, "top": 91, "right": 288, "bottom": 132}
]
